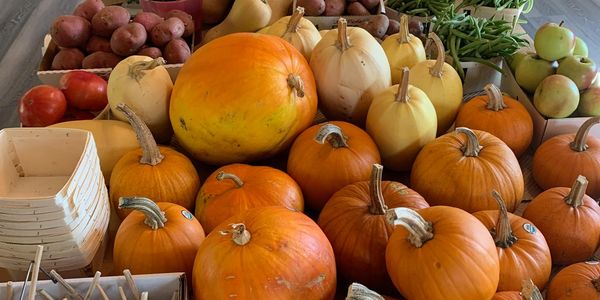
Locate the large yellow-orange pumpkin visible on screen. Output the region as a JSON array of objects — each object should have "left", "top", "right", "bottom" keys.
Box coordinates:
[
  {"left": 192, "top": 206, "right": 337, "bottom": 299},
  {"left": 195, "top": 163, "right": 304, "bottom": 233},
  {"left": 546, "top": 261, "right": 600, "bottom": 299},
  {"left": 169, "top": 33, "right": 318, "bottom": 165}
]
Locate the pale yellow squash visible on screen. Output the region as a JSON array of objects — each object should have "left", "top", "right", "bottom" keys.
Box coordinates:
[
  {"left": 319, "top": 29, "right": 330, "bottom": 38},
  {"left": 263, "top": 7, "right": 321, "bottom": 61},
  {"left": 382, "top": 15, "right": 426, "bottom": 84},
  {"left": 268, "top": 0, "right": 294, "bottom": 25},
  {"left": 202, "top": 0, "right": 272, "bottom": 45}
]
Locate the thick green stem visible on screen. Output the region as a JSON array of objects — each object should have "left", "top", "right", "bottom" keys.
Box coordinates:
[
  {"left": 314, "top": 123, "right": 349, "bottom": 148},
  {"left": 570, "top": 117, "right": 600, "bottom": 152},
  {"left": 219, "top": 223, "right": 251, "bottom": 246},
  {"left": 386, "top": 207, "right": 433, "bottom": 248},
  {"left": 428, "top": 32, "right": 446, "bottom": 78},
  {"left": 564, "top": 175, "right": 588, "bottom": 207},
  {"left": 368, "top": 164, "right": 388, "bottom": 215},
  {"left": 116, "top": 103, "right": 164, "bottom": 165},
  {"left": 395, "top": 67, "right": 411, "bottom": 103},
  {"left": 491, "top": 190, "right": 518, "bottom": 248},
  {"left": 337, "top": 18, "right": 351, "bottom": 51},
  {"left": 216, "top": 171, "right": 244, "bottom": 188},
  {"left": 456, "top": 127, "right": 483, "bottom": 157},
  {"left": 118, "top": 197, "right": 167, "bottom": 230},
  {"left": 128, "top": 57, "right": 166, "bottom": 82},
  {"left": 485, "top": 84, "right": 508, "bottom": 112}
]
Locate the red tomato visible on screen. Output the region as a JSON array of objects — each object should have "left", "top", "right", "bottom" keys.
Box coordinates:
[
  {"left": 59, "top": 71, "right": 108, "bottom": 111},
  {"left": 19, "top": 85, "right": 67, "bottom": 127}
]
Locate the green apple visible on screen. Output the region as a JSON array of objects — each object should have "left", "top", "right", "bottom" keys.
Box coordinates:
[
  {"left": 509, "top": 51, "right": 535, "bottom": 73},
  {"left": 534, "top": 22, "right": 576, "bottom": 61},
  {"left": 557, "top": 55, "right": 598, "bottom": 90},
  {"left": 573, "top": 37, "right": 589, "bottom": 57},
  {"left": 515, "top": 53, "right": 556, "bottom": 93},
  {"left": 534, "top": 74, "right": 580, "bottom": 118},
  {"left": 578, "top": 87, "right": 600, "bottom": 116}
]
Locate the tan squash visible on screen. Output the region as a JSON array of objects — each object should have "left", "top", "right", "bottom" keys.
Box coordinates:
[
  {"left": 382, "top": 15, "right": 426, "bottom": 84},
  {"left": 268, "top": 0, "right": 294, "bottom": 25},
  {"left": 202, "top": 0, "right": 272, "bottom": 45},
  {"left": 262, "top": 7, "right": 320, "bottom": 60}
]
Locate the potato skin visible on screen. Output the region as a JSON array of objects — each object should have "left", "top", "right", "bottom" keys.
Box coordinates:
[
  {"left": 137, "top": 47, "right": 162, "bottom": 59},
  {"left": 73, "top": 0, "right": 105, "bottom": 21},
  {"left": 323, "top": 0, "right": 345, "bottom": 16},
  {"left": 82, "top": 51, "right": 121, "bottom": 69},
  {"left": 360, "top": 14, "right": 389, "bottom": 38},
  {"left": 50, "top": 15, "right": 92, "bottom": 48},
  {"left": 163, "top": 38, "right": 191, "bottom": 64},
  {"left": 92, "top": 6, "right": 131, "bottom": 37},
  {"left": 359, "top": 0, "right": 379, "bottom": 10},
  {"left": 86, "top": 35, "right": 111, "bottom": 53},
  {"left": 132, "top": 11, "right": 164, "bottom": 33},
  {"left": 110, "top": 23, "right": 147, "bottom": 56},
  {"left": 150, "top": 17, "right": 185, "bottom": 47},
  {"left": 165, "top": 10, "right": 195, "bottom": 37},
  {"left": 346, "top": 2, "right": 370, "bottom": 15},
  {"left": 296, "top": 0, "right": 326, "bottom": 16},
  {"left": 387, "top": 19, "right": 400, "bottom": 35},
  {"left": 52, "top": 48, "right": 85, "bottom": 70}
]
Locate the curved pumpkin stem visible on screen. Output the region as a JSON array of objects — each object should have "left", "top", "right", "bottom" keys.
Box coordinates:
[
  {"left": 369, "top": 164, "right": 388, "bottom": 215},
  {"left": 287, "top": 74, "right": 305, "bottom": 98},
  {"left": 564, "top": 175, "right": 588, "bottom": 207},
  {"left": 491, "top": 190, "right": 518, "bottom": 248},
  {"left": 456, "top": 127, "right": 483, "bottom": 157},
  {"left": 521, "top": 279, "right": 543, "bottom": 300},
  {"left": 219, "top": 223, "right": 251, "bottom": 246},
  {"left": 428, "top": 32, "right": 445, "bottom": 78},
  {"left": 128, "top": 57, "right": 166, "bottom": 82},
  {"left": 570, "top": 117, "right": 600, "bottom": 152},
  {"left": 116, "top": 103, "right": 164, "bottom": 166},
  {"left": 118, "top": 196, "right": 167, "bottom": 230},
  {"left": 314, "top": 123, "right": 349, "bottom": 148},
  {"left": 285, "top": 7, "right": 304, "bottom": 35},
  {"left": 217, "top": 171, "right": 244, "bottom": 188},
  {"left": 397, "top": 15, "right": 411, "bottom": 44},
  {"left": 485, "top": 84, "right": 508, "bottom": 112},
  {"left": 346, "top": 283, "right": 385, "bottom": 300},
  {"left": 395, "top": 67, "right": 411, "bottom": 103},
  {"left": 592, "top": 277, "right": 600, "bottom": 292},
  {"left": 386, "top": 207, "right": 433, "bottom": 248},
  {"left": 337, "top": 18, "right": 351, "bottom": 51}
]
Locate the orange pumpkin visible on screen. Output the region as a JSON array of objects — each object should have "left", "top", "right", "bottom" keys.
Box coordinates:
[
  {"left": 113, "top": 197, "right": 205, "bottom": 280},
  {"left": 195, "top": 163, "right": 304, "bottom": 233},
  {"left": 287, "top": 121, "right": 381, "bottom": 211},
  {"left": 318, "top": 164, "right": 428, "bottom": 295},
  {"left": 410, "top": 127, "right": 524, "bottom": 213},
  {"left": 192, "top": 206, "right": 337, "bottom": 299},
  {"left": 522, "top": 175, "right": 600, "bottom": 266},
  {"left": 385, "top": 206, "right": 500, "bottom": 299},
  {"left": 533, "top": 117, "right": 600, "bottom": 199},
  {"left": 546, "top": 261, "right": 600, "bottom": 299},
  {"left": 472, "top": 191, "right": 552, "bottom": 291},
  {"left": 455, "top": 84, "right": 533, "bottom": 157},
  {"left": 492, "top": 279, "right": 543, "bottom": 300},
  {"left": 169, "top": 33, "right": 318, "bottom": 165},
  {"left": 109, "top": 103, "right": 200, "bottom": 219}
]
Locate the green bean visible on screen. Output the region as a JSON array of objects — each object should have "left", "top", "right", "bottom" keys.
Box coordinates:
[{"left": 450, "top": 29, "right": 479, "bottom": 42}]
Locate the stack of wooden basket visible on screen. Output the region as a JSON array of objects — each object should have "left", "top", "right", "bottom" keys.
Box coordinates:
[{"left": 0, "top": 128, "right": 110, "bottom": 271}]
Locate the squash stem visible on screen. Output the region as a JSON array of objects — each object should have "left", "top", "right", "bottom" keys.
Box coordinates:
[
  {"left": 314, "top": 123, "right": 349, "bottom": 148},
  {"left": 491, "top": 190, "right": 518, "bottom": 248},
  {"left": 337, "top": 18, "right": 352, "bottom": 51},
  {"left": 592, "top": 278, "right": 600, "bottom": 292},
  {"left": 485, "top": 84, "right": 508, "bottom": 112},
  {"left": 564, "top": 175, "right": 588, "bottom": 207},
  {"left": 369, "top": 164, "right": 388, "bottom": 215},
  {"left": 116, "top": 103, "right": 164, "bottom": 166},
  {"left": 429, "top": 32, "right": 446, "bottom": 78},
  {"left": 456, "top": 127, "right": 482, "bottom": 157},
  {"left": 287, "top": 74, "right": 305, "bottom": 97},
  {"left": 570, "top": 117, "right": 600, "bottom": 152},
  {"left": 285, "top": 6, "right": 305, "bottom": 34},
  {"left": 128, "top": 57, "right": 166, "bottom": 82},
  {"left": 216, "top": 171, "right": 244, "bottom": 188},
  {"left": 398, "top": 15, "right": 411, "bottom": 44},
  {"left": 346, "top": 283, "right": 385, "bottom": 300},
  {"left": 386, "top": 207, "right": 433, "bottom": 248},
  {"left": 219, "top": 223, "right": 251, "bottom": 246},
  {"left": 521, "top": 279, "right": 543, "bottom": 300},
  {"left": 395, "top": 67, "right": 411, "bottom": 103},
  {"left": 118, "top": 197, "right": 167, "bottom": 230}
]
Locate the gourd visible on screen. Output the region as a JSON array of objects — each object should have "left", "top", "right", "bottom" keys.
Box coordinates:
[
  {"left": 268, "top": 0, "right": 294, "bottom": 25},
  {"left": 195, "top": 163, "right": 304, "bottom": 233},
  {"left": 381, "top": 15, "right": 426, "bottom": 84},
  {"left": 455, "top": 84, "right": 533, "bottom": 158},
  {"left": 202, "top": 0, "right": 272, "bottom": 45},
  {"left": 546, "top": 261, "right": 600, "bottom": 300},
  {"left": 366, "top": 67, "right": 437, "bottom": 171},
  {"left": 410, "top": 127, "right": 524, "bottom": 213},
  {"left": 409, "top": 32, "right": 463, "bottom": 135},
  {"left": 310, "top": 18, "right": 391, "bottom": 126},
  {"left": 492, "top": 279, "right": 543, "bottom": 300},
  {"left": 262, "top": 7, "right": 321, "bottom": 60},
  {"left": 109, "top": 103, "right": 200, "bottom": 219},
  {"left": 107, "top": 56, "right": 173, "bottom": 144}
]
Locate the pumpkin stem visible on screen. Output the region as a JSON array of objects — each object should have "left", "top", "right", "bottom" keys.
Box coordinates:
[
  {"left": 216, "top": 171, "right": 244, "bottom": 188},
  {"left": 368, "top": 164, "right": 388, "bottom": 215},
  {"left": 118, "top": 196, "right": 167, "bottom": 230},
  {"left": 285, "top": 6, "right": 304, "bottom": 34},
  {"left": 287, "top": 74, "right": 305, "bottom": 98},
  {"left": 592, "top": 277, "right": 600, "bottom": 292},
  {"left": 219, "top": 223, "right": 251, "bottom": 246},
  {"left": 521, "top": 279, "right": 543, "bottom": 300},
  {"left": 336, "top": 18, "right": 352, "bottom": 51},
  {"left": 485, "top": 84, "right": 508, "bottom": 112},
  {"left": 395, "top": 67, "right": 411, "bottom": 103},
  {"left": 397, "top": 15, "right": 411, "bottom": 44},
  {"left": 116, "top": 103, "right": 164, "bottom": 166},
  {"left": 491, "top": 190, "right": 518, "bottom": 248},
  {"left": 386, "top": 207, "right": 433, "bottom": 248},
  {"left": 429, "top": 32, "right": 446, "bottom": 78},
  {"left": 314, "top": 123, "right": 349, "bottom": 148},
  {"left": 128, "top": 57, "right": 166, "bottom": 82},
  {"left": 564, "top": 175, "right": 588, "bottom": 207},
  {"left": 570, "top": 117, "right": 600, "bottom": 152},
  {"left": 345, "top": 283, "right": 385, "bottom": 300},
  {"left": 456, "top": 127, "right": 482, "bottom": 157}
]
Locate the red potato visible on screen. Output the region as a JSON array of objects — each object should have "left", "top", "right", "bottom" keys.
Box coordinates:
[
  {"left": 359, "top": 0, "right": 380, "bottom": 10},
  {"left": 82, "top": 51, "right": 121, "bottom": 69},
  {"left": 110, "top": 23, "right": 147, "bottom": 56},
  {"left": 92, "top": 6, "right": 131, "bottom": 37},
  {"left": 323, "top": 0, "right": 345, "bottom": 16},
  {"left": 19, "top": 85, "right": 67, "bottom": 127},
  {"left": 132, "top": 11, "right": 164, "bottom": 33},
  {"left": 50, "top": 15, "right": 91, "bottom": 48},
  {"left": 86, "top": 35, "right": 111, "bottom": 53},
  {"left": 137, "top": 46, "right": 162, "bottom": 59},
  {"left": 73, "top": 0, "right": 105, "bottom": 21},
  {"left": 151, "top": 17, "right": 185, "bottom": 47},
  {"left": 346, "top": 2, "right": 370, "bottom": 15},
  {"left": 296, "top": 0, "right": 326, "bottom": 16},
  {"left": 387, "top": 19, "right": 400, "bottom": 35},
  {"left": 165, "top": 10, "right": 195, "bottom": 37},
  {"left": 51, "top": 48, "right": 85, "bottom": 70},
  {"left": 164, "top": 38, "right": 191, "bottom": 64}
]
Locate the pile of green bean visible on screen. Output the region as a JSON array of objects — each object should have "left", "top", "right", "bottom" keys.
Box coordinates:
[
  {"left": 456, "top": 0, "right": 535, "bottom": 11},
  {"left": 386, "top": 0, "right": 455, "bottom": 17}
]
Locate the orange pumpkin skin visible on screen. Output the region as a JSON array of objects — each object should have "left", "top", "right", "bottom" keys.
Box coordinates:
[
  {"left": 410, "top": 128, "right": 524, "bottom": 213},
  {"left": 192, "top": 206, "right": 337, "bottom": 300},
  {"left": 195, "top": 163, "right": 304, "bottom": 233},
  {"left": 113, "top": 201, "right": 205, "bottom": 280},
  {"left": 491, "top": 291, "right": 521, "bottom": 300},
  {"left": 472, "top": 210, "right": 552, "bottom": 291},
  {"left": 287, "top": 121, "right": 381, "bottom": 211},
  {"left": 546, "top": 261, "right": 600, "bottom": 299},
  {"left": 386, "top": 206, "right": 500, "bottom": 300},
  {"left": 169, "top": 33, "right": 318, "bottom": 165}
]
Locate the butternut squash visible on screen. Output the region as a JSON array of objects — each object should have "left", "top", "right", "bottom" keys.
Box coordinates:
[
  {"left": 268, "top": 0, "right": 294, "bottom": 25},
  {"left": 201, "top": 0, "right": 272, "bottom": 45}
]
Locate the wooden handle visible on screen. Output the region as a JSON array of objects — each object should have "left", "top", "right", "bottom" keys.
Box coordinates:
[
  {"left": 124, "top": 270, "right": 141, "bottom": 300},
  {"left": 27, "top": 245, "right": 44, "bottom": 300}
]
